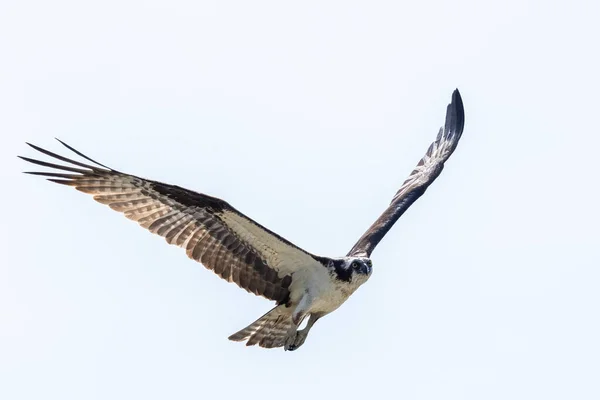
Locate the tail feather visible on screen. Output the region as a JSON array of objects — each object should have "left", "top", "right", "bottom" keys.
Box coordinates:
[{"left": 228, "top": 305, "right": 293, "bottom": 348}]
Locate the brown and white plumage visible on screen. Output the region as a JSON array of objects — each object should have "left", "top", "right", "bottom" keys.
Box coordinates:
[
  {"left": 20, "top": 89, "right": 465, "bottom": 351},
  {"left": 19, "top": 140, "right": 325, "bottom": 305},
  {"left": 228, "top": 305, "right": 294, "bottom": 348},
  {"left": 347, "top": 89, "right": 465, "bottom": 257}
]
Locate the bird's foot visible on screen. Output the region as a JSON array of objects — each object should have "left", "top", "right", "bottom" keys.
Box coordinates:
[{"left": 284, "top": 329, "right": 308, "bottom": 351}]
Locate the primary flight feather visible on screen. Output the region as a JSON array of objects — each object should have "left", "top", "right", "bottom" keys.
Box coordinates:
[{"left": 20, "top": 89, "right": 465, "bottom": 351}]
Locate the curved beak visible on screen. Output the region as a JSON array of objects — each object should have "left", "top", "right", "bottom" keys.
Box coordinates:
[{"left": 361, "top": 263, "right": 371, "bottom": 275}]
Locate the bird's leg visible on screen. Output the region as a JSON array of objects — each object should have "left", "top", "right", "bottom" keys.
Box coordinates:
[
  {"left": 286, "top": 313, "right": 322, "bottom": 351},
  {"left": 284, "top": 292, "right": 313, "bottom": 351}
]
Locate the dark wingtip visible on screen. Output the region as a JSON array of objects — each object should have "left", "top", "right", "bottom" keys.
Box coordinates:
[
  {"left": 24, "top": 142, "right": 43, "bottom": 154},
  {"left": 18, "top": 155, "right": 37, "bottom": 163},
  {"left": 446, "top": 88, "right": 465, "bottom": 137},
  {"left": 26, "top": 141, "right": 52, "bottom": 155},
  {"left": 47, "top": 178, "right": 73, "bottom": 185},
  {"left": 452, "top": 89, "right": 464, "bottom": 117},
  {"left": 18, "top": 156, "right": 33, "bottom": 173},
  {"left": 54, "top": 138, "right": 113, "bottom": 170}
]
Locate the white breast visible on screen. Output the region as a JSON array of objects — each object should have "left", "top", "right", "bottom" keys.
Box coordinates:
[{"left": 303, "top": 268, "right": 368, "bottom": 314}]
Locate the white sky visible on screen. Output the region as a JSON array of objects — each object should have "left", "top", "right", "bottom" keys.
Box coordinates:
[{"left": 1, "top": 1, "right": 599, "bottom": 399}]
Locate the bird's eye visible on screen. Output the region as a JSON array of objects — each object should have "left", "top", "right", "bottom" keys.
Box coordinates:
[
  {"left": 351, "top": 261, "right": 359, "bottom": 269},
  {"left": 366, "top": 260, "right": 372, "bottom": 267}
]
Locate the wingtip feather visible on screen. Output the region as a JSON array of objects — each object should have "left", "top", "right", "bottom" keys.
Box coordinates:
[
  {"left": 47, "top": 178, "right": 75, "bottom": 185},
  {"left": 445, "top": 88, "right": 465, "bottom": 138},
  {"left": 54, "top": 138, "right": 113, "bottom": 170}
]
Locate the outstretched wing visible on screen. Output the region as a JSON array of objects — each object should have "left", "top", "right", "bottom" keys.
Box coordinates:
[
  {"left": 347, "top": 89, "right": 465, "bottom": 257},
  {"left": 20, "top": 140, "right": 328, "bottom": 304}
]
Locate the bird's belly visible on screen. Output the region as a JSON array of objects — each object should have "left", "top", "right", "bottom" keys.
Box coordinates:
[
  {"left": 308, "top": 278, "right": 357, "bottom": 314},
  {"left": 288, "top": 265, "right": 366, "bottom": 315}
]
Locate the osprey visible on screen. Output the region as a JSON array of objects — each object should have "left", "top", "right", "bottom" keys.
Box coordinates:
[{"left": 20, "top": 89, "right": 465, "bottom": 351}]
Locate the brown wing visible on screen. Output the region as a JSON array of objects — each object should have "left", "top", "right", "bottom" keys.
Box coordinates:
[
  {"left": 347, "top": 89, "right": 465, "bottom": 257},
  {"left": 20, "top": 140, "right": 329, "bottom": 304}
]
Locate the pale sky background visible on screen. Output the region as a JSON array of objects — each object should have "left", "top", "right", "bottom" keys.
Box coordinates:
[{"left": 1, "top": 1, "right": 599, "bottom": 399}]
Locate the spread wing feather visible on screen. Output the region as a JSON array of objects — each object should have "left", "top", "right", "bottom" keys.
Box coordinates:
[
  {"left": 347, "top": 89, "right": 465, "bottom": 257},
  {"left": 20, "top": 140, "right": 328, "bottom": 304}
]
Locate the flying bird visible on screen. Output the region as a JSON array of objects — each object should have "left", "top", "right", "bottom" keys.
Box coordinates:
[{"left": 20, "top": 89, "right": 465, "bottom": 351}]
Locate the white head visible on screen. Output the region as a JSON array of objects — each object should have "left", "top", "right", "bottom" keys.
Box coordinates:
[{"left": 330, "top": 256, "right": 373, "bottom": 284}]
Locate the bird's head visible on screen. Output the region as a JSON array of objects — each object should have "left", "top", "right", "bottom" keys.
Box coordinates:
[{"left": 330, "top": 256, "right": 373, "bottom": 283}]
